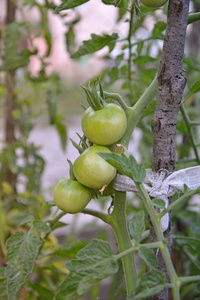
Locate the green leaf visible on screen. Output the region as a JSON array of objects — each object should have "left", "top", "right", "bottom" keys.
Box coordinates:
[
  {"left": 76, "top": 238, "right": 113, "bottom": 260},
  {"left": 0, "top": 268, "right": 7, "bottom": 300},
  {"left": 127, "top": 285, "right": 165, "bottom": 299},
  {"left": 55, "top": 239, "right": 118, "bottom": 300},
  {"left": 55, "top": 273, "right": 82, "bottom": 300},
  {"left": 4, "top": 219, "right": 51, "bottom": 300},
  {"left": 53, "top": 240, "right": 87, "bottom": 258},
  {"left": 152, "top": 21, "right": 166, "bottom": 38},
  {"left": 33, "top": 220, "right": 51, "bottom": 237},
  {"left": 137, "top": 269, "right": 165, "bottom": 290},
  {"left": 5, "top": 230, "right": 42, "bottom": 300},
  {"left": 71, "top": 33, "right": 118, "bottom": 58},
  {"left": 28, "top": 283, "right": 54, "bottom": 300},
  {"left": 137, "top": 41, "right": 144, "bottom": 55},
  {"left": 184, "top": 56, "right": 200, "bottom": 72},
  {"left": 1, "top": 23, "right": 33, "bottom": 71},
  {"left": 188, "top": 81, "right": 200, "bottom": 94},
  {"left": 151, "top": 198, "right": 166, "bottom": 209},
  {"left": 54, "top": 0, "right": 89, "bottom": 13},
  {"left": 97, "top": 152, "right": 146, "bottom": 183},
  {"left": 51, "top": 221, "right": 68, "bottom": 231},
  {"left": 55, "top": 120, "right": 67, "bottom": 151},
  {"left": 77, "top": 274, "right": 101, "bottom": 295},
  {"left": 129, "top": 211, "right": 145, "bottom": 242},
  {"left": 38, "top": 5, "right": 52, "bottom": 56},
  {"left": 126, "top": 269, "right": 166, "bottom": 299},
  {"left": 133, "top": 56, "right": 156, "bottom": 65},
  {"left": 138, "top": 247, "right": 158, "bottom": 270},
  {"left": 66, "top": 26, "right": 75, "bottom": 55}
]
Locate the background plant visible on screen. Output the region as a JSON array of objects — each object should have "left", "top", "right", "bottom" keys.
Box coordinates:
[{"left": 0, "top": 0, "right": 200, "bottom": 300}]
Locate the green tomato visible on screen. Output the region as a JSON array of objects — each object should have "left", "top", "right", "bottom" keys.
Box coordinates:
[
  {"left": 81, "top": 103, "right": 127, "bottom": 146},
  {"left": 140, "top": 0, "right": 167, "bottom": 7},
  {"left": 73, "top": 145, "right": 116, "bottom": 189},
  {"left": 53, "top": 178, "right": 91, "bottom": 214}
]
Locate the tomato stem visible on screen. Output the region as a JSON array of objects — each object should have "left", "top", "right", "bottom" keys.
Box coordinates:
[
  {"left": 120, "top": 75, "right": 157, "bottom": 148},
  {"left": 110, "top": 191, "right": 138, "bottom": 294},
  {"left": 137, "top": 183, "right": 181, "bottom": 299},
  {"left": 82, "top": 208, "right": 111, "bottom": 224},
  {"left": 103, "top": 91, "right": 129, "bottom": 111},
  {"left": 188, "top": 12, "right": 200, "bottom": 24}
]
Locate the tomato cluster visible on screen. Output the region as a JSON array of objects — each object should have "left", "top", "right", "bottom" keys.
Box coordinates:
[{"left": 53, "top": 82, "right": 127, "bottom": 214}]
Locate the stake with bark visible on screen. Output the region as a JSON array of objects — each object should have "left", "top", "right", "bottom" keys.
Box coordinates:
[{"left": 150, "top": 0, "right": 190, "bottom": 299}]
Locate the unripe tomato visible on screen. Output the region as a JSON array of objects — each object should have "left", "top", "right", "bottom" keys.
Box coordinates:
[
  {"left": 73, "top": 145, "right": 116, "bottom": 189},
  {"left": 81, "top": 103, "right": 127, "bottom": 146},
  {"left": 140, "top": 0, "right": 167, "bottom": 7},
  {"left": 53, "top": 178, "right": 91, "bottom": 213}
]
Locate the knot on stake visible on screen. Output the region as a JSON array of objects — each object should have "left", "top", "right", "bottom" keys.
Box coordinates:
[{"left": 114, "top": 166, "right": 200, "bottom": 232}]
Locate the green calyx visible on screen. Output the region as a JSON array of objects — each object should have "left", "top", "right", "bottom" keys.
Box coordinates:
[
  {"left": 69, "top": 132, "right": 90, "bottom": 155},
  {"left": 67, "top": 159, "right": 76, "bottom": 181},
  {"left": 81, "top": 80, "right": 105, "bottom": 111}
]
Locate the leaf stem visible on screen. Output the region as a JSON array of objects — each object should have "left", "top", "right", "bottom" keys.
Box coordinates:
[
  {"left": 114, "top": 241, "right": 163, "bottom": 261},
  {"left": 188, "top": 12, "right": 200, "bottom": 24},
  {"left": 81, "top": 208, "right": 111, "bottom": 224},
  {"left": 110, "top": 191, "right": 138, "bottom": 295},
  {"left": 48, "top": 211, "right": 67, "bottom": 227},
  {"left": 179, "top": 275, "right": 200, "bottom": 284},
  {"left": 158, "top": 188, "right": 200, "bottom": 219},
  {"left": 103, "top": 91, "right": 129, "bottom": 111}
]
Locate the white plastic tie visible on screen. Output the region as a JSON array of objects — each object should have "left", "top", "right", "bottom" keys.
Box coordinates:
[{"left": 114, "top": 166, "right": 200, "bottom": 232}]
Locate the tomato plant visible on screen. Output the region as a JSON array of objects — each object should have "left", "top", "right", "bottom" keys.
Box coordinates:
[
  {"left": 140, "top": 0, "right": 168, "bottom": 7},
  {"left": 73, "top": 145, "right": 116, "bottom": 189},
  {"left": 2, "top": 1, "right": 200, "bottom": 300},
  {"left": 53, "top": 177, "right": 91, "bottom": 213},
  {"left": 82, "top": 103, "right": 127, "bottom": 146}
]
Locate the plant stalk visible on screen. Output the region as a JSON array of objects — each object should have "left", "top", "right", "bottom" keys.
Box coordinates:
[
  {"left": 110, "top": 191, "right": 138, "bottom": 295},
  {"left": 120, "top": 76, "right": 157, "bottom": 148},
  {"left": 137, "top": 184, "right": 181, "bottom": 299}
]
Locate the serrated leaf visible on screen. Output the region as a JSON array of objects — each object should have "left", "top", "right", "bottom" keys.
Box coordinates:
[
  {"left": 1, "top": 23, "right": 33, "bottom": 71},
  {"left": 0, "top": 268, "right": 7, "bottom": 299},
  {"left": 77, "top": 274, "right": 100, "bottom": 295},
  {"left": 28, "top": 283, "right": 54, "bottom": 300},
  {"left": 77, "top": 238, "right": 113, "bottom": 260},
  {"left": 71, "top": 33, "right": 118, "bottom": 58},
  {"left": 56, "top": 239, "right": 118, "bottom": 300},
  {"left": 19, "top": 215, "right": 34, "bottom": 226},
  {"left": 188, "top": 81, "right": 200, "bottom": 94},
  {"left": 151, "top": 198, "right": 166, "bottom": 209},
  {"left": 5, "top": 230, "right": 42, "bottom": 300},
  {"left": 129, "top": 211, "right": 145, "bottom": 242},
  {"left": 55, "top": 273, "right": 82, "bottom": 300},
  {"left": 127, "top": 285, "right": 165, "bottom": 299},
  {"left": 136, "top": 269, "right": 165, "bottom": 294},
  {"left": 33, "top": 220, "right": 51, "bottom": 237},
  {"left": 138, "top": 247, "right": 158, "bottom": 270},
  {"left": 98, "top": 152, "right": 146, "bottom": 183},
  {"left": 53, "top": 240, "right": 87, "bottom": 258},
  {"left": 51, "top": 221, "right": 68, "bottom": 231},
  {"left": 54, "top": 0, "right": 89, "bottom": 13}
]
